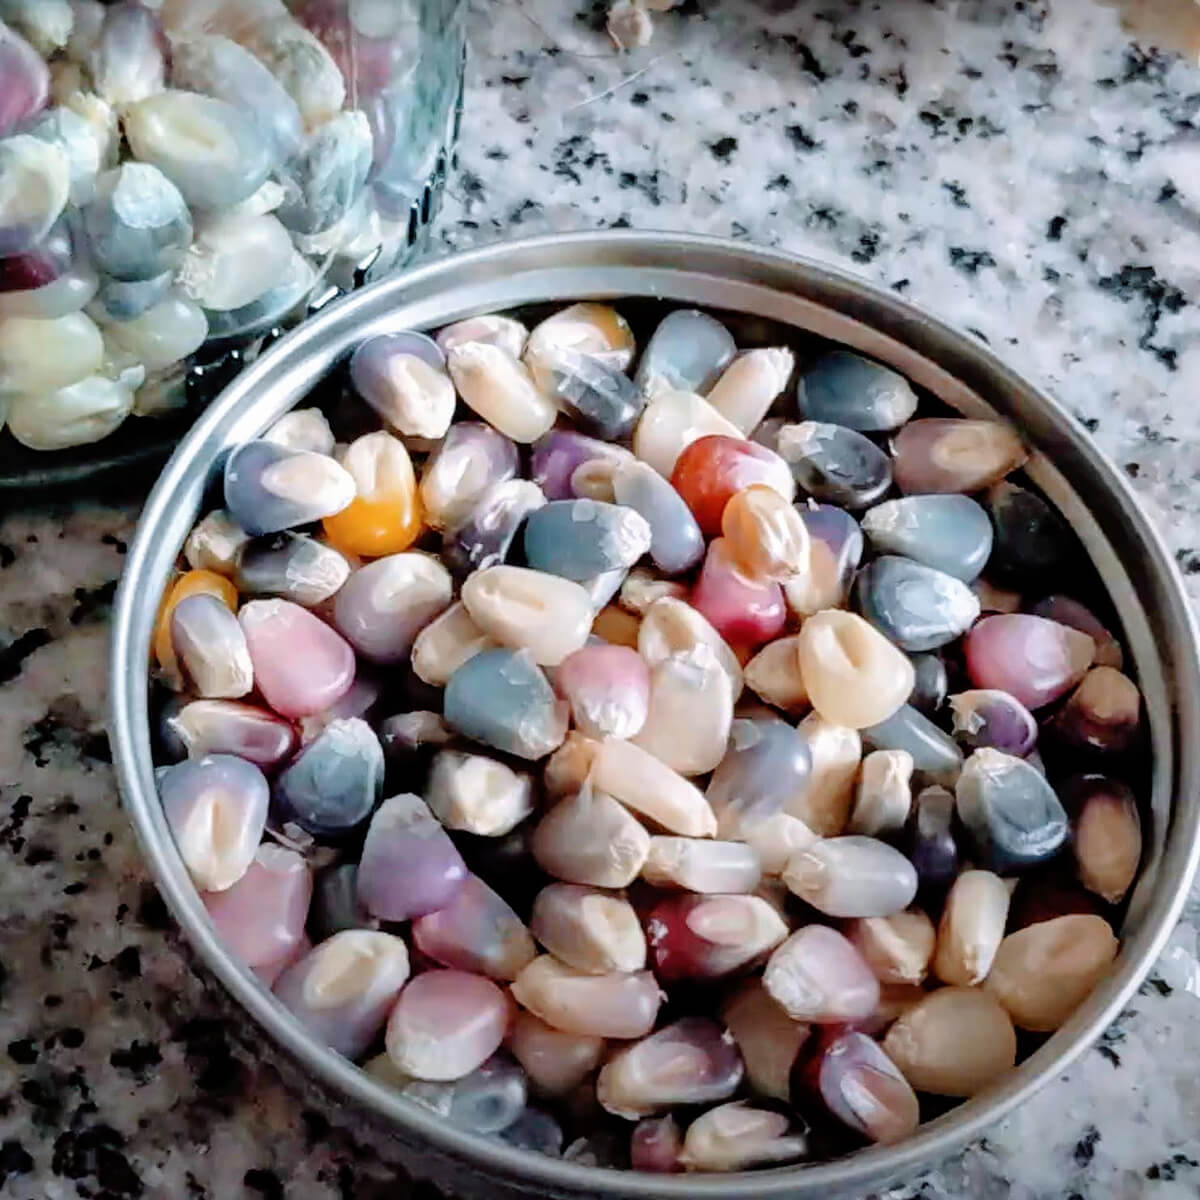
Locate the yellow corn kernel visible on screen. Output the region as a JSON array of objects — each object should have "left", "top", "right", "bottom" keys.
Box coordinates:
[
  {"left": 154, "top": 569, "right": 239, "bottom": 681},
  {"left": 322, "top": 431, "right": 422, "bottom": 557},
  {"left": 592, "top": 605, "right": 641, "bottom": 649}
]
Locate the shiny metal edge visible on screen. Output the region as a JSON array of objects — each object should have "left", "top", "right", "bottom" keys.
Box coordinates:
[{"left": 108, "top": 231, "right": 1200, "bottom": 1200}]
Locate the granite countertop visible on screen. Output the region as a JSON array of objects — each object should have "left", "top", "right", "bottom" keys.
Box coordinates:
[{"left": 3, "top": 1, "right": 1200, "bottom": 1197}]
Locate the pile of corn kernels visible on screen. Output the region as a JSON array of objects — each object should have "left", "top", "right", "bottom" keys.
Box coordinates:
[
  {"left": 153, "top": 300, "right": 1143, "bottom": 1172},
  {"left": 0, "top": 0, "right": 459, "bottom": 451}
]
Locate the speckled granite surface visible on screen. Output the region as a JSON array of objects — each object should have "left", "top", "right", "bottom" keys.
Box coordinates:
[{"left": 3, "top": 2, "right": 1200, "bottom": 1197}]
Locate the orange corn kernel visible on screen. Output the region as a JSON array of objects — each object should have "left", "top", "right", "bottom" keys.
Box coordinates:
[
  {"left": 154, "top": 569, "right": 239, "bottom": 678},
  {"left": 592, "top": 605, "right": 641, "bottom": 650},
  {"left": 322, "top": 431, "right": 422, "bottom": 557}
]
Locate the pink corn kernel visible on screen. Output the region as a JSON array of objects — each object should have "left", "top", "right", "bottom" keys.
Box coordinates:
[
  {"left": 238, "top": 599, "right": 356, "bottom": 719},
  {"left": 554, "top": 643, "right": 650, "bottom": 740},
  {"left": 385, "top": 969, "right": 512, "bottom": 1082},
  {"left": 963, "top": 614, "right": 1094, "bottom": 710},
  {"left": 691, "top": 538, "right": 786, "bottom": 651},
  {"left": 203, "top": 843, "right": 312, "bottom": 970}
]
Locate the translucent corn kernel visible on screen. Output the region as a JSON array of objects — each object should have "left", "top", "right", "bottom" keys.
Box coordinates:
[
  {"left": 721, "top": 978, "right": 811, "bottom": 1101},
  {"left": 740, "top": 811, "right": 819, "bottom": 876},
  {"left": 181, "top": 516, "right": 249, "bottom": 580},
  {"left": 273, "top": 717, "right": 384, "bottom": 841},
  {"left": 163, "top": 699, "right": 296, "bottom": 768},
  {"left": 642, "top": 837, "right": 761, "bottom": 894},
  {"left": 597, "top": 1018, "right": 743, "bottom": 1119},
  {"left": 159, "top": 754, "right": 269, "bottom": 893},
  {"left": 436, "top": 313, "right": 528, "bottom": 360},
  {"left": 526, "top": 343, "right": 645, "bottom": 442},
  {"left": 1067, "top": 776, "right": 1142, "bottom": 904},
  {"left": 679, "top": 1103, "right": 808, "bottom": 1172},
  {"left": 845, "top": 910, "right": 935, "bottom": 986},
  {"left": 856, "top": 556, "right": 980, "bottom": 653},
  {"left": 763, "top": 926, "right": 878, "bottom": 1023},
  {"left": 706, "top": 347, "right": 794, "bottom": 434},
  {"left": 443, "top": 479, "right": 546, "bottom": 576},
  {"left": 444, "top": 648, "right": 569, "bottom": 760},
  {"left": 848, "top": 749, "right": 914, "bottom": 838},
  {"left": 639, "top": 596, "right": 743, "bottom": 701},
  {"left": 776, "top": 421, "right": 892, "bottom": 510},
  {"left": 796, "top": 610, "right": 914, "bottom": 729},
  {"left": 861, "top": 494, "right": 992, "bottom": 583},
  {"left": 170, "top": 592, "right": 253, "bottom": 699},
  {"left": 461, "top": 566, "right": 592, "bottom": 668},
  {"left": 203, "top": 844, "right": 311, "bottom": 972},
  {"left": 238, "top": 599, "right": 355, "bottom": 719},
  {"left": 224, "top": 440, "right": 355, "bottom": 536},
  {"left": 955, "top": 748, "right": 1068, "bottom": 872},
  {"left": 722, "top": 484, "right": 811, "bottom": 582},
  {"left": 153, "top": 568, "right": 238, "bottom": 687},
  {"left": 786, "top": 712, "right": 861, "bottom": 835},
  {"left": 984, "top": 480, "right": 1075, "bottom": 586},
  {"left": 357, "top": 794, "right": 468, "bottom": 921},
  {"left": 783, "top": 503, "right": 863, "bottom": 618},
  {"left": 635, "top": 651, "right": 733, "bottom": 776},
  {"left": 332, "top": 552, "right": 453, "bottom": 664},
  {"left": 892, "top": 418, "right": 1027, "bottom": 495},
  {"left": 863, "top": 703, "right": 963, "bottom": 781},
  {"left": 426, "top": 750, "right": 533, "bottom": 838},
  {"left": 412, "top": 875, "right": 536, "bottom": 982},
  {"left": 647, "top": 894, "right": 786, "bottom": 982},
  {"left": 555, "top": 643, "right": 650, "bottom": 740},
  {"left": 350, "top": 333, "right": 455, "bottom": 439},
  {"left": 523, "top": 499, "right": 652, "bottom": 583},
  {"left": 784, "top": 836, "right": 918, "bottom": 918},
  {"left": 691, "top": 538, "right": 786, "bottom": 652},
  {"left": 419, "top": 421, "right": 519, "bottom": 531},
  {"left": 262, "top": 408, "right": 335, "bottom": 455},
  {"left": 1050, "top": 666, "right": 1141, "bottom": 754},
  {"left": 742, "top": 635, "right": 808, "bottom": 715},
  {"left": 817, "top": 1032, "right": 919, "bottom": 1145},
  {"left": 274, "top": 930, "right": 410, "bottom": 1060},
  {"left": 797, "top": 351, "right": 917, "bottom": 432},
  {"left": 707, "top": 715, "right": 811, "bottom": 838},
  {"left": 235, "top": 533, "right": 350, "bottom": 608},
  {"left": 883, "top": 987, "right": 1017, "bottom": 1098},
  {"left": 447, "top": 341, "right": 556, "bottom": 443},
  {"left": 984, "top": 914, "right": 1118, "bottom": 1032},
  {"left": 88, "top": 1, "right": 167, "bottom": 108},
  {"left": 411, "top": 601, "right": 496, "bottom": 687},
  {"left": 671, "top": 435, "right": 795, "bottom": 537},
  {"left": 509, "top": 1011, "right": 604, "bottom": 1097},
  {"left": 511, "top": 957, "right": 662, "bottom": 1040},
  {"left": 933, "top": 869, "right": 1010, "bottom": 986},
  {"left": 525, "top": 302, "right": 635, "bottom": 372},
  {"left": 531, "top": 785, "right": 650, "bottom": 888},
  {"left": 635, "top": 308, "right": 734, "bottom": 397},
  {"left": 1029, "top": 595, "right": 1123, "bottom": 670},
  {"left": 531, "top": 428, "right": 633, "bottom": 502},
  {"left": 631, "top": 1115, "right": 684, "bottom": 1173},
  {"left": 592, "top": 738, "right": 717, "bottom": 837},
  {"left": 530, "top": 883, "right": 646, "bottom": 975},
  {"left": 632, "top": 389, "right": 742, "bottom": 478},
  {"left": 908, "top": 784, "right": 960, "bottom": 896},
  {"left": 949, "top": 689, "right": 1038, "bottom": 757},
  {"left": 321, "top": 431, "right": 423, "bottom": 558}
]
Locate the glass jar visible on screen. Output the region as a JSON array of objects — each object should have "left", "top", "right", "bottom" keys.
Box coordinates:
[{"left": 0, "top": 0, "right": 465, "bottom": 474}]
